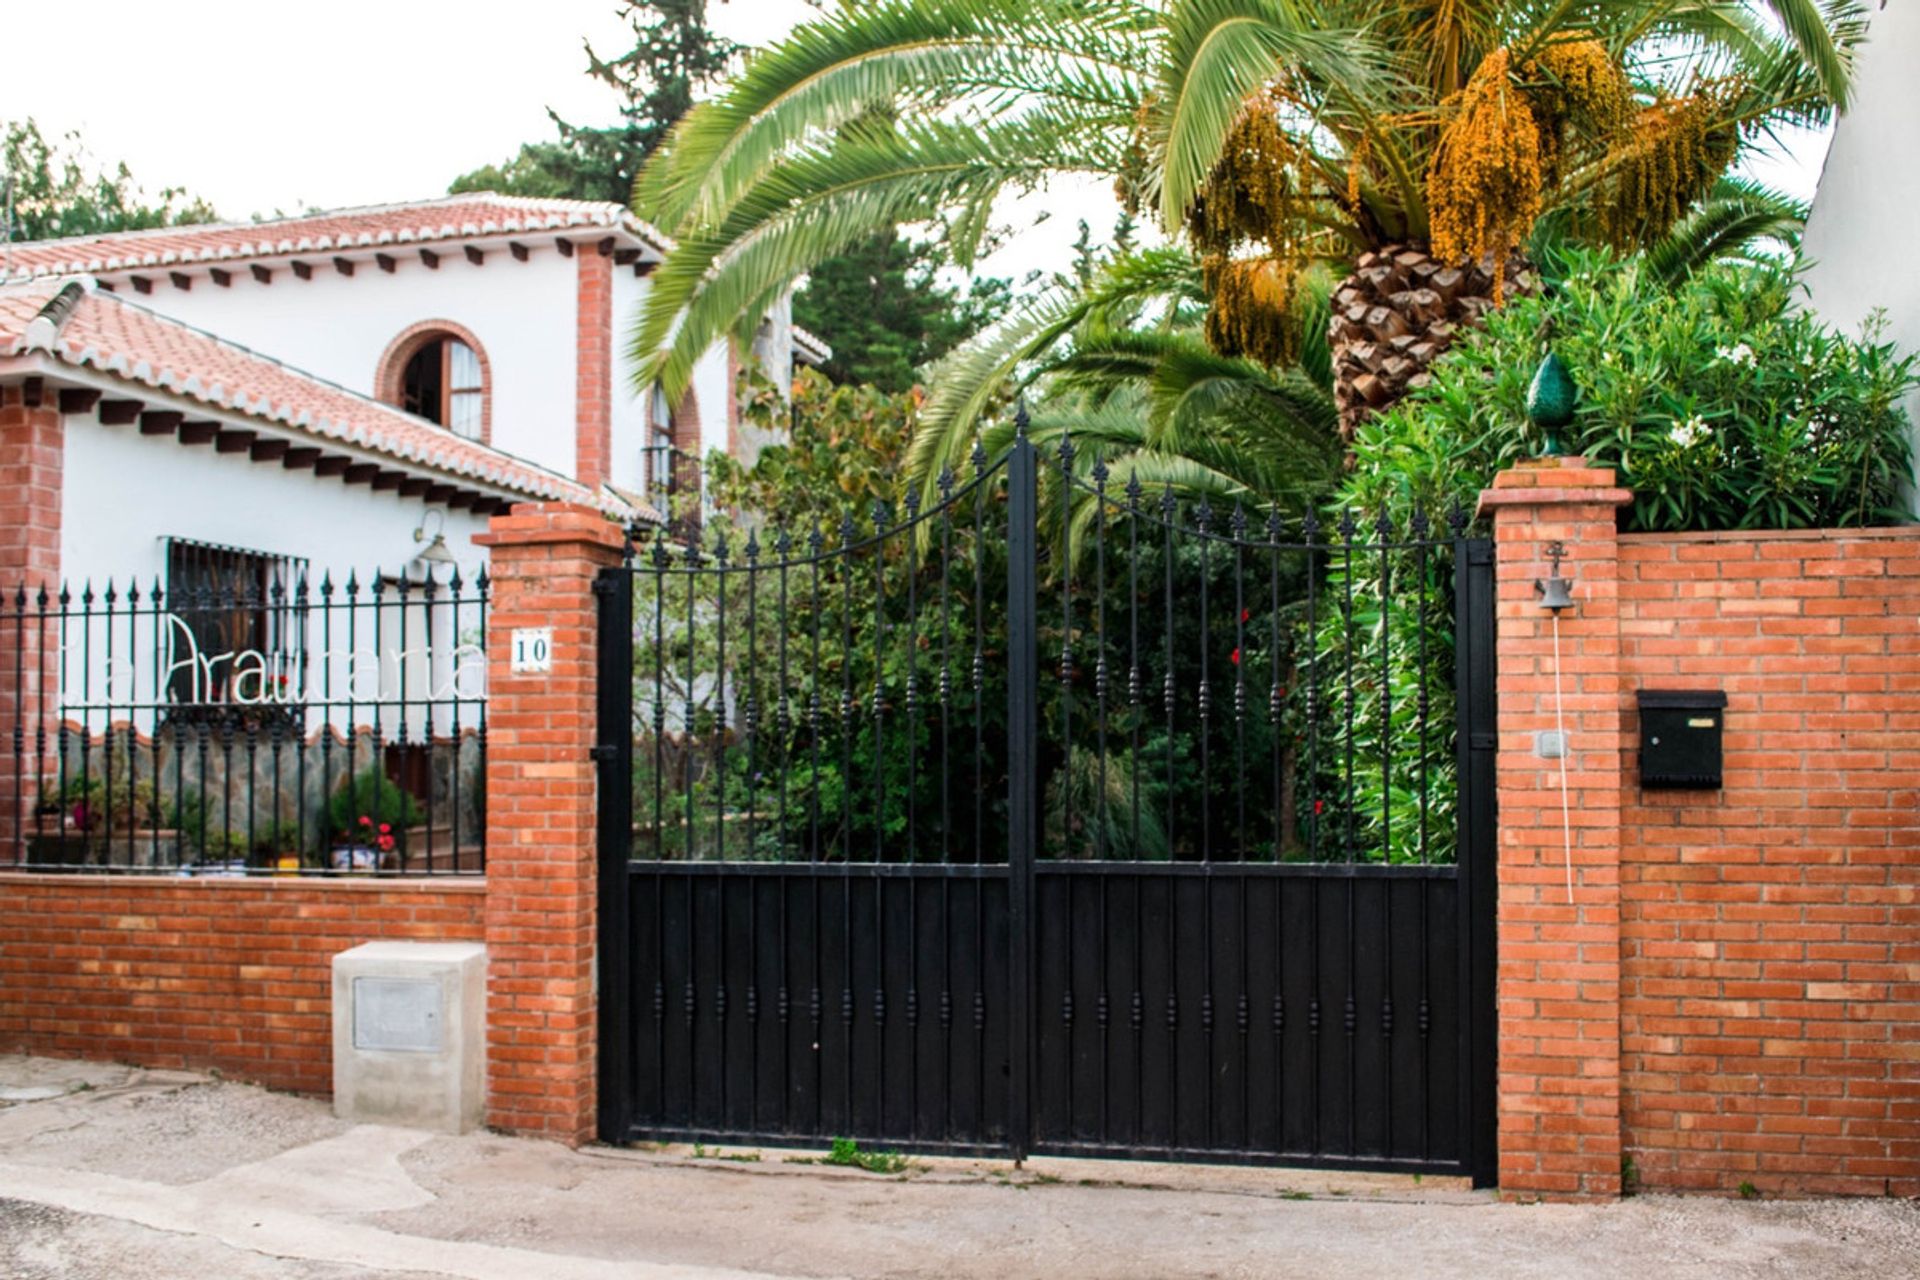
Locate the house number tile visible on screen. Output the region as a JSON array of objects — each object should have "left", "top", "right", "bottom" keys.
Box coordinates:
[{"left": 511, "top": 627, "right": 554, "bottom": 674}]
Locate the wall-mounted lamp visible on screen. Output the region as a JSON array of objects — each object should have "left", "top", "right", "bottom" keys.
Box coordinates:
[
  {"left": 411, "top": 508, "right": 459, "bottom": 567},
  {"left": 1536, "top": 541, "right": 1575, "bottom": 613}
]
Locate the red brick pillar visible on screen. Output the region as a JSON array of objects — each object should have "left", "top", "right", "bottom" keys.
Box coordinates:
[
  {"left": 473, "top": 502, "right": 623, "bottom": 1143},
  {"left": 574, "top": 247, "right": 613, "bottom": 491},
  {"left": 0, "top": 383, "right": 63, "bottom": 858},
  {"left": 1478, "top": 459, "right": 1632, "bottom": 1200}
]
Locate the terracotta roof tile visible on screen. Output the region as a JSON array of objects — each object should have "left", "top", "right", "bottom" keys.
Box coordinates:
[
  {"left": 0, "top": 193, "right": 669, "bottom": 282},
  {"left": 0, "top": 277, "right": 638, "bottom": 517}
]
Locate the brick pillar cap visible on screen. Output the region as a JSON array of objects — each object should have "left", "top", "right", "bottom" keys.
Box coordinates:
[
  {"left": 1477, "top": 458, "right": 1631, "bottom": 518},
  {"left": 472, "top": 501, "right": 626, "bottom": 551}
]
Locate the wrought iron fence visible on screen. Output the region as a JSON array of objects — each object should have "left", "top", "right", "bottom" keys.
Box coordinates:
[
  {"left": 608, "top": 430, "right": 1471, "bottom": 868},
  {"left": 619, "top": 443, "right": 1013, "bottom": 865},
  {"left": 0, "top": 566, "right": 488, "bottom": 876},
  {"left": 594, "top": 425, "right": 1498, "bottom": 1172}
]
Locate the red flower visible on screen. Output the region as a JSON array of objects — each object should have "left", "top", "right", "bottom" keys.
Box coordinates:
[
  {"left": 1241, "top": 608, "right": 1251, "bottom": 623},
  {"left": 378, "top": 823, "right": 391, "bottom": 835},
  {"left": 1229, "top": 647, "right": 1240, "bottom": 666},
  {"left": 1313, "top": 800, "right": 1325, "bottom": 816},
  {"left": 358, "top": 815, "right": 372, "bottom": 827}
]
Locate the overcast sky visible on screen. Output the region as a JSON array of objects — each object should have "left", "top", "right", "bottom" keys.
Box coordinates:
[{"left": 1, "top": 0, "right": 1833, "bottom": 285}]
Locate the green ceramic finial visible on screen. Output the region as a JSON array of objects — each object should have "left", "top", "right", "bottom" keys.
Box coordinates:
[{"left": 1526, "top": 350, "right": 1577, "bottom": 457}]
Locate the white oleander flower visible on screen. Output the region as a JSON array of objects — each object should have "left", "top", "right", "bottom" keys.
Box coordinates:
[
  {"left": 1716, "top": 342, "right": 1757, "bottom": 367},
  {"left": 1669, "top": 415, "right": 1710, "bottom": 448}
]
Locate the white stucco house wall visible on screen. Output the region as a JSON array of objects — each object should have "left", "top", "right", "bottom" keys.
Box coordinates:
[
  {"left": 0, "top": 193, "right": 825, "bottom": 593},
  {"left": 0, "top": 192, "right": 817, "bottom": 594},
  {"left": 0, "top": 195, "right": 826, "bottom": 827},
  {"left": 1801, "top": 0, "right": 1920, "bottom": 507}
]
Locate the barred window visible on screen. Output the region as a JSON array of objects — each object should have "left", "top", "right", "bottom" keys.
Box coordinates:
[{"left": 162, "top": 539, "right": 308, "bottom": 711}]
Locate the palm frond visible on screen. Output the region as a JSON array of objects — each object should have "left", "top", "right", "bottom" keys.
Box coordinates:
[
  {"left": 1645, "top": 177, "right": 1806, "bottom": 285},
  {"left": 631, "top": 115, "right": 1112, "bottom": 400},
  {"left": 908, "top": 246, "right": 1211, "bottom": 506},
  {"left": 906, "top": 285, "right": 1094, "bottom": 507},
  {"left": 1757, "top": 0, "right": 1857, "bottom": 109},
  {"left": 635, "top": 0, "right": 1150, "bottom": 234},
  {"left": 1153, "top": 0, "right": 1384, "bottom": 230}
]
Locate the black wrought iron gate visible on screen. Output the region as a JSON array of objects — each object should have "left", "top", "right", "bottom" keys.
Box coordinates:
[{"left": 595, "top": 432, "right": 1496, "bottom": 1184}]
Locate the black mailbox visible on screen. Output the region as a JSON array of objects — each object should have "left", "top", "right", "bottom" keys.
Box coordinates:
[{"left": 1637, "top": 690, "right": 1727, "bottom": 789}]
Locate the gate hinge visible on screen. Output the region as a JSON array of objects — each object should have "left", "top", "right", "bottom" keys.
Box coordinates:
[
  {"left": 1469, "top": 732, "right": 1497, "bottom": 752},
  {"left": 590, "top": 744, "right": 621, "bottom": 763}
]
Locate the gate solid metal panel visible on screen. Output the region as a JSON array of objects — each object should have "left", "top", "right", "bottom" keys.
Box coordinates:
[
  {"left": 596, "top": 428, "right": 1496, "bottom": 1183},
  {"left": 618, "top": 865, "right": 1013, "bottom": 1152},
  {"left": 1028, "top": 865, "right": 1470, "bottom": 1170}
]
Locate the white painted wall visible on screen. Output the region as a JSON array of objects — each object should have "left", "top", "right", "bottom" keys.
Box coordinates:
[
  {"left": 60, "top": 416, "right": 492, "bottom": 738},
  {"left": 1801, "top": 0, "right": 1920, "bottom": 509},
  {"left": 608, "top": 265, "right": 758, "bottom": 506},
  {"left": 691, "top": 343, "right": 732, "bottom": 463},
  {"left": 609, "top": 265, "right": 654, "bottom": 496},
  {"left": 118, "top": 246, "right": 581, "bottom": 478},
  {"left": 62, "top": 417, "right": 493, "bottom": 587}
]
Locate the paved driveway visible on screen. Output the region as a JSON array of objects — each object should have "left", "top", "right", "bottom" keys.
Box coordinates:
[{"left": 0, "top": 1056, "right": 1913, "bottom": 1279}]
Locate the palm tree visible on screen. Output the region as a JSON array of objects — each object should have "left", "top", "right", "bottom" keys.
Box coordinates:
[
  {"left": 630, "top": 0, "right": 1860, "bottom": 477},
  {"left": 916, "top": 185, "right": 1811, "bottom": 519}
]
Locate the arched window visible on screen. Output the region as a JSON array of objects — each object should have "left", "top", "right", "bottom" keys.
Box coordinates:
[
  {"left": 375, "top": 322, "right": 491, "bottom": 443},
  {"left": 401, "top": 338, "right": 483, "bottom": 437}
]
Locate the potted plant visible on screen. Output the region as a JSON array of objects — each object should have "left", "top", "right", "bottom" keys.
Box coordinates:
[
  {"left": 28, "top": 774, "right": 105, "bottom": 868},
  {"left": 255, "top": 820, "right": 306, "bottom": 875},
  {"left": 326, "top": 767, "right": 423, "bottom": 872}
]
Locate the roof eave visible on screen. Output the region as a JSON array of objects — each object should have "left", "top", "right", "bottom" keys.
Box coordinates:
[{"left": 0, "top": 354, "right": 630, "bottom": 519}]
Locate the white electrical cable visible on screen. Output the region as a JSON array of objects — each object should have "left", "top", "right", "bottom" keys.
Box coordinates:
[{"left": 1551, "top": 609, "right": 1574, "bottom": 905}]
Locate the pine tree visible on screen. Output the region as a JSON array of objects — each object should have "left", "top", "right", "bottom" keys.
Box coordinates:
[
  {"left": 450, "top": 2, "right": 735, "bottom": 205},
  {"left": 792, "top": 229, "right": 1010, "bottom": 393},
  {"left": 3, "top": 119, "right": 215, "bottom": 242}
]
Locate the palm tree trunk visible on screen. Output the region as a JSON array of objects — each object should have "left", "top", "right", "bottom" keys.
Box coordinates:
[{"left": 1328, "top": 244, "right": 1537, "bottom": 438}]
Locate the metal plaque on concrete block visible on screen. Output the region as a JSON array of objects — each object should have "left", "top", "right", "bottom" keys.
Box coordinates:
[{"left": 353, "top": 976, "right": 443, "bottom": 1053}]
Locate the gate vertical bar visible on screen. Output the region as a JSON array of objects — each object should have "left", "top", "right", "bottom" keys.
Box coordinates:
[
  {"left": 595, "top": 564, "right": 636, "bottom": 1143},
  {"left": 1453, "top": 536, "right": 1498, "bottom": 1187},
  {"left": 1005, "top": 416, "right": 1039, "bottom": 1162}
]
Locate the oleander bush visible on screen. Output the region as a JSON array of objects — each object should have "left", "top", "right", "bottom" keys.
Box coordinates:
[{"left": 1338, "top": 248, "right": 1918, "bottom": 534}]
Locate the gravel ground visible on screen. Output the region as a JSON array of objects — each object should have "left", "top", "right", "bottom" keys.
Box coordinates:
[
  {"left": 2, "top": 1079, "right": 351, "bottom": 1186},
  {"left": 380, "top": 1139, "right": 1920, "bottom": 1280},
  {"left": 0, "top": 1199, "right": 436, "bottom": 1280},
  {"left": 0, "top": 1057, "right": 1914, "bottom": 1280}
]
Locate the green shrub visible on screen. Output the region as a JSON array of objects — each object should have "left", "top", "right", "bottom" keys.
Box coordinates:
[
  {"left": 326, "top": 767, "right": 423, "bottom": 850},
  {"left": 1339, "top": 249, "right": 1918, "bottom": 533}
]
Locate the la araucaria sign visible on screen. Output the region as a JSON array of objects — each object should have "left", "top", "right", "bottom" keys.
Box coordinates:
[{"left": 63, "top": 613, "right": 488, "bottom": 709}]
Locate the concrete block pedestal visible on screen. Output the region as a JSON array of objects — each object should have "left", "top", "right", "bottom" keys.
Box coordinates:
[{"left": 331, "top": 941, "right": 486, "bottom": 1134}]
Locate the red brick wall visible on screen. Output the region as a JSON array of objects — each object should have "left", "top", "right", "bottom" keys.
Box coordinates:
[
  {"left": 0, "top": 385, "right": 61, "bottom": 855},
  {"left": 1482, "top": 461, "right": 1633, "bottom": 1200},
  {"left": 1618, "top": 527, "right": 1920, "bottom": 1197},
  {"left": 0, "top": 384, "right": 60, "bottom": 585},
  {"left": 474, "top": 503, "right": 625, "bottom": 1144},
  {"left": 0, "top": 875, "right": 484, "bottom": 1095},
  {"left": 574, "top": 248, "right": 613, "bottom": 489}
]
